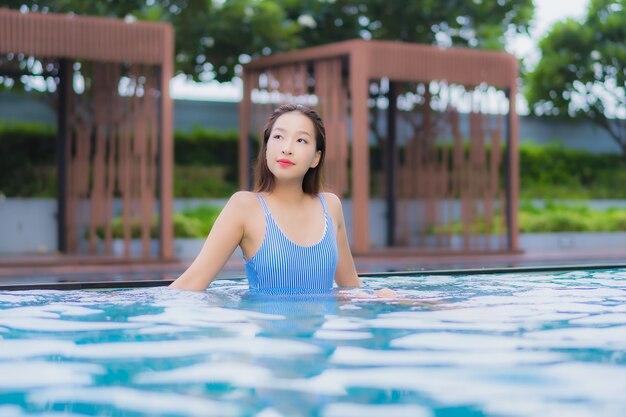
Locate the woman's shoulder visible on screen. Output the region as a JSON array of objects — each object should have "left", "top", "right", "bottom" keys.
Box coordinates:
[
  {"left": 219, "top": 192, "right": 262, "bottom": 227},
  {"left": 225, "top": 191, "right": 260, "bottom": 211},
  {"left": 320, "top": 192, "right": 343, "bottom": 215},
  {"left": 320, "top": 192, "right": 341, "bottom": 205},
  {"left": 230, "top": 190, "right": 258, "bottom": 202}
]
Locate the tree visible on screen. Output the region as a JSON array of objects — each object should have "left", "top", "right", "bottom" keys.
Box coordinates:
[
  {"left": 0, "top": 0, "right": 298, "bottom": 83},
  {"left": 281, "top": 0, "right": 533, "bottom": 51},
  {"left": 526, "top": 0, "right": 626, "bottom": 159},
  {"left": 1, "top": 0, "right": 533, "bottom": 83}
]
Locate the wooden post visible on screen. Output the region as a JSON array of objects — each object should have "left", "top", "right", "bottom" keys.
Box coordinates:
[
  {"left": 349, "top": 47, "right": 370, "bottom": 254},
  {"left": 56, "top": 59, "right": 69, "bottom": 253},
  {"left": 239, "top": 70, "right": 252, "bottom": 190},
  {"left": 159, "top": 25, "right": 174, "bottom": 259},
  {"left": 507, "top": 80, "right": 520, "bottom": 251},
  {"left": 385, "top": 81, "right": 397, "bottom": 247}
]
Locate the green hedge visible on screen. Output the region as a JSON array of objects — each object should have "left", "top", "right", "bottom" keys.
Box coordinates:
[
  {"left": 0, "top": 123, "right": 247, "bottom": 198},
  {"left": 369, "top": 141, "right": 626, "bottom": 198},
  {"left": 174, "top": 165, "right": 238, "bottom": 198},
  {"left": 519, "top": 201, "right": 626, "bottom": 232},
  {"left": 174, "top": 127, "right": 241, "bottom": 187},
  {"left": 103, "top": 201, "right": 626, "bottom": 237},
  {"left": 0, "top": 123, "right": 57, "bottom": 196},
  {"left": 96, "top": 204, "right": 222, "bottom": 239},
  {"left": 1, "top": 122, "right": 625, "bottom": 199},
  {"left": 519, "top": 142, "right": 626, "bottom": 199},
  {"left": 442, "top": 202, "right": 626, "bottom": 234},
  {"left": 175, "top": 128, "right": 238, "bottom": 165}
]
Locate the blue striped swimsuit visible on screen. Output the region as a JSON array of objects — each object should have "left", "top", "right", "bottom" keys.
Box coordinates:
[{"left": 244, "top": 194, "right": 338, "bottom": 294}]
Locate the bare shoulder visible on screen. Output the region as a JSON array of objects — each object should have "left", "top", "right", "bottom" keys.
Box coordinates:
[
  {"left": 321, "top": 192, "right": 344, "bottom": 218},
  {"left": 229, "top": 191, "right": 258, "bottom": 207},
  {"left": 321, "top": 192, "right": 341, "bottom": 206},
  {"left": 221, "top": 191, "right": 260, "bottom": 218}
]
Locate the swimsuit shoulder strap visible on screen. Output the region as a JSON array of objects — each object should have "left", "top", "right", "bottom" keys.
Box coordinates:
[
  {"left": 256, "top": 193, "right": 279, "bottom": 230},
  {"left": 318, "top": 193, "right": 330, "bottom": 216},
  {"left": 256, "top": 193, "right": 271, "bottom": 216}
]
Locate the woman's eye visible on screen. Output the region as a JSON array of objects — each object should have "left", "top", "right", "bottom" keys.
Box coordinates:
[
  {"left": 297, "top": 138, "right": 308, "bottom": 143},
  {"left": 273, "top": 134, "right": 282, "bottom": 140}
]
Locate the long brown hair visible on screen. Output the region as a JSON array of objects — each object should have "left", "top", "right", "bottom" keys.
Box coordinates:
[{"left": 254, "top": 104, "right": 326, "bottom": 195}]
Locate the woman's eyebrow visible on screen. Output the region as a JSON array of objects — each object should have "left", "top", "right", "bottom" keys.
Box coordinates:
[{"left": 272, "top": 127, "right": 312, "bottom": 137}]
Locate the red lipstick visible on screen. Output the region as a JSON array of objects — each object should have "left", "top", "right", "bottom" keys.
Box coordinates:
[{"left": 277, "top": 159, "right": 295, "bottom": 167}]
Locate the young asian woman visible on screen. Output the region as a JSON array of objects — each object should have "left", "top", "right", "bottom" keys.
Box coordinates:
[{"left": 170, "top": 103, "right": 395, "bottom": 298}]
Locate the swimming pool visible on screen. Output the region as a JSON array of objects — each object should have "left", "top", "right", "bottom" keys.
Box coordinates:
[{"left": 0, "top": 267, "right": 625, "bottom": 417}]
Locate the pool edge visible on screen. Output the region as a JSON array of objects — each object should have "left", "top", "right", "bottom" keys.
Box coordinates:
[{"left": 1, "top": 262, "right": 625, "bottom": 291}]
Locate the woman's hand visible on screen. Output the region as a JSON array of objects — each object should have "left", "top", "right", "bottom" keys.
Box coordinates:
[
  {"left": 337, "top": 287, "right": 397, "bottom": 299},
  {"left": 373, "top": 288, "right": 397, "bottom": 298}
]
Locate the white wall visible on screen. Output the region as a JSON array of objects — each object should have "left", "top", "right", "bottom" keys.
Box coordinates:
[
  {"left": 0, "top": 198, "right": 57, "bottom": 254},
  {"left": 3, "top": 198, "right": 626, "bottom": 256}
]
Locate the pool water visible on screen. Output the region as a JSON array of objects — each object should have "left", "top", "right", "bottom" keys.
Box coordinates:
[{"left": 0, "top": 268, "right": 625, "bottom": 417}]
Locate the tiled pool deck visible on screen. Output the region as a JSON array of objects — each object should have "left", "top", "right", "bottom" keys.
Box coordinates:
[{"left": 0, "top": 245, "right": 624, "bottom": 286}]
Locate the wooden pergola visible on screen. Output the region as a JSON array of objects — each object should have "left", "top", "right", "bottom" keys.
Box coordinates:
[
  {"left": 0, "top": 9, "right": 174, "bottom": 259},
  {"left": 240, "top": 39, "right": 519, "bottom": 255}
]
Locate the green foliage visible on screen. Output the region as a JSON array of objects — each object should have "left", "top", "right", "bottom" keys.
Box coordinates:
[
  {"left": 526, "top": 0, "right": 626, "bottom": 158},
  {"left": 174, "top": 166, "right": 238, "bottom": 198},
  {"left": 3, "top": 0, "right": 533, "bottom": 83},
  {"left": 174, "top": 128, "right": 238, "bottom": 166},
  {"left": 445, "top": 201, "right": 626, "bottom": 234},
  {"left": 279, "top": 0, "right": 533, "bottom": 51},
  {"left": 519, "top": 141, "right": 626, "bottom": 199},
  {"left": 439, "top": 213, "right": 505, "bottom": 235},
  {"left": 171, "top": 204, "right": 223, "bottom": 238},
  {"left": 1, "top": 0, "right": 299, "bottom": 83},
  {"left": 168, "top": 0, "right": 300, "bottom": 82},
  {"left": 96, "top": 204, "right": 222, "bottom": 239},
  {"left": 173, "top": 128, "right": 240, "bottom": 197},
  {"left": 2, "top": 122, "right": 625, "bottom": 199},
  {"left": 178, "top": 204, "right": 222, "bottom": 237},
  {"left": 0, "top": 123, "right": 242, "bottom": 198},
  {"left": 518, "top": 201, "right": 626, "bottom": 233},
  {"left": 0, "top": 121, "right": 56, "bottom": 163},
  {"left": 0, "top": 122, "right": 56, "bottom": 196},
  {"left": 372, "top": 140, "right": 626, "bottom": 199}
]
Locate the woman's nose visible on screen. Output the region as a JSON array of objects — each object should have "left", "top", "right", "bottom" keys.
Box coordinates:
[{"left": 281, "top": 141, "right": 293, "bottom": 155}]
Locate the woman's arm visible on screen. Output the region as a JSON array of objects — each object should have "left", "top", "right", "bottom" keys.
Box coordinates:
[
  {"left": 169, "top": 192, "right": 247, "bottom": 291},
  {"left": 325, "top": 193, "right": 398, "bottom": 298},
  {"left": 325, "top": 193, "right": 362, "bottom": 288}
]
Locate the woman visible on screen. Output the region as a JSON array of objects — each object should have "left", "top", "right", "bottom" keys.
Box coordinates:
[{"left": 170, "top": 104, "right": 371, "bottom": 294}]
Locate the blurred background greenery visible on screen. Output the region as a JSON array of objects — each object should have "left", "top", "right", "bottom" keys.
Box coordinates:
[
  {"left": 1, "top": 0, "right": 625, "bottom": 238},
  {"left": 2, "top": 122, "right": 623, "bottom": 200}
]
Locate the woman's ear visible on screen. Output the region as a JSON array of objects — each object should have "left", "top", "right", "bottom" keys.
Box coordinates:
[{"left": 310, "top": 150, "right": 322, "bottom": 169}]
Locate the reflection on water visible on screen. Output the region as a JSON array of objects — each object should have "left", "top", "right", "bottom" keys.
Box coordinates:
[{"left": 0, "top": 269, "right": 625, "bottom": 416}]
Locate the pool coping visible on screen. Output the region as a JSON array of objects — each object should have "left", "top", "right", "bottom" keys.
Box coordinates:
[{"left": 1, "top": 262, "right": 625, "bottom": 291}]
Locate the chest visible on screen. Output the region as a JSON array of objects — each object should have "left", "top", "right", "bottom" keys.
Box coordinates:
[
  {"left": 246, "top": 199, "right": 328, "bottom": 248},
  {"left": 273, "top": 209, "right": 326, "bottom": 246}
]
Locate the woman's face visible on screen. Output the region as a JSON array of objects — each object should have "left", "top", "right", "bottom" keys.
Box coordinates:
[{"left": 265, "top": 111, "right": 321, "bottom": 183}]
